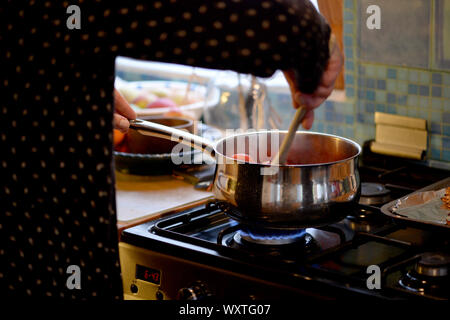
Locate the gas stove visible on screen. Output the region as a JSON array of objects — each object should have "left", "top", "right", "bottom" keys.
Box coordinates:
[{"left": 119, "top": 144, "right": 450, "bottom": 300}]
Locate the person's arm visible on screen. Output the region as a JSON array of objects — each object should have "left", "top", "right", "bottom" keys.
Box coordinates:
[{"left": 103, "top": 0, "right": 341, "bottom": 129}]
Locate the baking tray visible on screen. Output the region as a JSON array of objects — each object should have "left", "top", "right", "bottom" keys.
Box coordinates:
[{"left": 380, "top": 177, "right": 450, "bottom": 229}]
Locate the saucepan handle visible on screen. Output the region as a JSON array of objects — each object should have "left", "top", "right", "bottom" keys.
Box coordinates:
[{"left": 129, "top": 119, "right": 216, "bottom": 158}]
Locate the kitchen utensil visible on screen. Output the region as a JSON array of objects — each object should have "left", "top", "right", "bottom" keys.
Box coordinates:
[
  {"left": 271, "top": 107, "right": 307, "bottom": 165},
  {"left": 114, "top": 122, "right": 220, "bottom": 176},
  {"left": 129, "top": 119, "right": 361, "bottom": 229}
]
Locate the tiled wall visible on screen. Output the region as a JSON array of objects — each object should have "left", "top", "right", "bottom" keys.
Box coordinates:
[
  {"left": 117, "top": 0, "right": 450, "bottom": 163},
  {"left": 311, "top": 0, "right": 450, "bottom": 162}
]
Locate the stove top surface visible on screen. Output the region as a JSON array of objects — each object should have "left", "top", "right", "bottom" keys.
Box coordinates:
[
  {"left": 121, "top": 147, "right": 450, "bottom": 300},
  {"left": 122, "top": 199, "right": 449, "bottom": 300}
]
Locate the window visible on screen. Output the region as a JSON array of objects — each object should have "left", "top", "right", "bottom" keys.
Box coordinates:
[{"left": 317, "top": 0, "right": 344, "bottom": 90}]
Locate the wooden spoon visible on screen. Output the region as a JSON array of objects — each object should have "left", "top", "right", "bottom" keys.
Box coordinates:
[{"left": 271, "top": 106, "right": 307, "bottom": 165}]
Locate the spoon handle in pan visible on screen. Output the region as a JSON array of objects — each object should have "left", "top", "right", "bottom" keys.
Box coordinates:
[
  {"left": 272, "top": 106, "right": 307, "bottom": 165},
  {"left": 129, "top": 119, "right": 216, "bottom": 157}
]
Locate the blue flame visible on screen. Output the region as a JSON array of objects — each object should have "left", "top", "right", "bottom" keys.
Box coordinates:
[{"left": 240, "top": 227, "right": 306, "bottom": 241}]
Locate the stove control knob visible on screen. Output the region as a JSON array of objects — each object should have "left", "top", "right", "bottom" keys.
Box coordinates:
[{"left": 177, "top": 281, "right": 212, "bottom": 300}]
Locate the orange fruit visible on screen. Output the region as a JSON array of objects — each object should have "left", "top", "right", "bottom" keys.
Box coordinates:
[{"left": 113, "top": 129, "right": 126, "bottom": 146}]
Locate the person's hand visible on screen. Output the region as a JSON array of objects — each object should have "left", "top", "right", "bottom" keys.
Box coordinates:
[
  {"left": 114, "top": 88, "right": 137, "bottom": 133},
  {"left": 283, "top": 34, "right": 344, "bottom": 130}
]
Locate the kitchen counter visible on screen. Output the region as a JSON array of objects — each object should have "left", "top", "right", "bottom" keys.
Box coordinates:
[{"left": 115, "top": 171, "right": 213, "bottom": 231}]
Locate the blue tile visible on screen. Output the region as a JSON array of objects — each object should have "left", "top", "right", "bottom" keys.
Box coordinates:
[
  {"left": 387, "top": 105, "right": 397, "bottom": 114},
  {"left": 344, "top": 0, "right": 353, "bottom": 9},
  {"left": 431, "top": 148, "right": 441, "bottom": 160},
  {"left": 365, "top": 78, "right": 375, "bottom": 88},
  {"left": 443, "top": 137, "right": 450, "bottom": 149},
  {"left": 432, "top": 73, "right": 442, "bottom": 85},
  {"left": 345, "top": 47, "right": 353, "bottom": 59},
  {"left": 325, "top": 112, "right": 335, "bottom": 122},
  {"left": 431, "top": 86, "right": 442, "bottom": 97},
  {"left": 387, "top": 69, "right": 397, "bottom": 79},
  {"left": 345, "top": 115, "right": 354, "bottom": 124},
  {"left": 366, "top": 90, "right": 375, "bottom": 101},
  {"left": 358, "top": 89, "right": 364, "bottom": 99},
  {"left": 444, "top": 125, "right": 450, "bottom": 136},
  {"left": 344, "top": 23, "right": 353, "bottom": 34},
  {"left": 443, "top": 150, "right": 450, "bottom": 162},
  {"left": 346, "top": 61, "right": 354, "bottom": 71},
  {"left": 408, "top": 84, "right": 418, "bottom": 94},
  {"left": 387, "top": 93, "right": 396, "bottom": 104},
  {"left": 345, "top": 75, "right": 354, "bottom": 85},
  {"left": 397, "top": 95, "right": 407, "bottom": 105},
  {"left": 419, "top": 85, "right": 429, "bottom": 96},
  {"left": 357, "top": 102, "right": 365, "bottom": 112},
  {"left": 357, "top": 113, "right": 365, "bottom": 123},
  {"left": 346, "top": 87, "right": 355, "bottom": 97},
  {"left": 444, "top": 112, "right": 450, "bottom": 124},
  {"left": 317, "top": 122, "right": 324, "bottom": 132},
  {"left": 365, "top": 102, "right": 375, "bottom": 113},
  {"left": 377, "top": 80, "right": 386, "bottom": 90},
  {"left": 430, "top": 122, "right": 441, "bottom": 134},
  {"left": 325, "top": 102, "right": 334, "bottom": 112},
  {"left": 358, "top": 65, "right": 365, "bottom": 75},
  {"left": 335, "top": 113, "right": 345, "bottom": 123},
  {"left": 344, "top": 35, "right": 353, "bottom": 47},
  {"left": 376, "top": 104, "right": 385, "bottom": 112},
  {"left": 344, "top": 11, "right": 354, "bottom": 21}
]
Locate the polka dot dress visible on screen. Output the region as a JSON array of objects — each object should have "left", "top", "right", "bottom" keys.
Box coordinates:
[{"left": 0, "top": 0, "right": 330, "bottom": 299}]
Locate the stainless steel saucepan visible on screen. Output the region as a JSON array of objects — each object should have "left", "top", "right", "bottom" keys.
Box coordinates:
[{"left": 129, "top": 119, "right": 362, "bottom": 229}]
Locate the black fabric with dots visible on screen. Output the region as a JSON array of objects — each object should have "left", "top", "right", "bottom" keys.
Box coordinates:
[{"left": 0, "top": 1, "right": 330, "bottom": 299}]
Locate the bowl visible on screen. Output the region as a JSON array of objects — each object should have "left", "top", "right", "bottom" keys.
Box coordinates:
[{"left": 115, "top": 79, "right": 221, "bottom": 120}]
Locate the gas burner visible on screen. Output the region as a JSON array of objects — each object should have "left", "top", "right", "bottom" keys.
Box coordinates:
[
  {"left": 399, "top": 252, "right": 450, "bottom": 297},
  {"left": 345, "top": 205, "right": 388, "bottom": 230},
  {"left": 237, "top": 228, "right": 307, "bottom": 246},
  {"left": 223, "top": 226, "right": 318, "bottom": 260},
  {"left": 359, "top": 182, "right": 391, "bottom": 205},
  {"left": 415, "top": 252, "right": 449, "bottom": 277}
]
